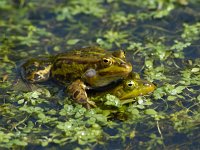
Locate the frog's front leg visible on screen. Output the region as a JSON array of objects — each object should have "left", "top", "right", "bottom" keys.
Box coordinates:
[{"left": 67, "top": 79, "right": 96, "bottom": 109}]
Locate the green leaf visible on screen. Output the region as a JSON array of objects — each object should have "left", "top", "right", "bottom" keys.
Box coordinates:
[
  {"left": 197, "top": 95, "right": 200, "bottom": 101},
  {"left": 129, "top": 108, "right": 139, "bottom": 115},
  {"left": 144, "top": 109, "right": 157, "bottom": 115},
  {"left": 67, "top": 39, "right": 80, "bottom": 45},
  {"left": 12, "top": 139, "right": 28, "bottom": 146},
  {"left": 18, "top": 99, "right": 25, "bottom": 104},
  {"left": 38, "top": 113, "right": 46, "bottom": 119},
  {"left": 167, "top": 95, "right": 177, "bottom": 101},
  {"left": 145, "top": 59, "right": 153, "bottom": 69},
  {"left": 103, "top": 94, "right": 122, "bottom": 107},
  {"left": 191, "top": 68, "right": 200, "bottom": 73},
  {"left": 170, "top": 86, "right": 185, "bottom": 95}
]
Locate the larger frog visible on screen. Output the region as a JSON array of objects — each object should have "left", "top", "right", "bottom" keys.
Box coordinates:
[{"left": 20, "top": 46, "right": 132, "bottom": 108}]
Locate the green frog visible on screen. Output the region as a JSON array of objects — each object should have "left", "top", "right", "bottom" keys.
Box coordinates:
[
  {"left": 87, "top": 72, "right": 156, "bottom": 104},
  {"left": 105, "top": 72, "right": 155, "bottom": 100},
  {"left": 20, "top": 46, "right": 132, "bottom": 108}
]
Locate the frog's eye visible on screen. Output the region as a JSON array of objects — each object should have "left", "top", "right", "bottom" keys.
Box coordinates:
[
  {"left": 128, "top": 82, "right": 133, "bottom": 87},
  {"left": 127, "top": 80, "right": 135, "bottom": 87},
  {"left": 102, "top": 58, "right": 112, "bottom": 66},
  {"left": 125, "top": 80, "right": 138, "bottom": 89}
]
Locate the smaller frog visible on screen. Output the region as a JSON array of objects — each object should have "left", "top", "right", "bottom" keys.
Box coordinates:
[{"left": 108, "top": 73, "right": 155, "bottom": 101}]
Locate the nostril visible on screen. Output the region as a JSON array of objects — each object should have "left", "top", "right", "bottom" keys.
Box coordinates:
[
  {"left": 119, "top": 62, "right": 132, "bottom": 70},
  {"left": 143, "top": 83, "right": 150, "bottom": 86},
  {"left": 120, "top": 62, "right": 126, "bottom": 66}
]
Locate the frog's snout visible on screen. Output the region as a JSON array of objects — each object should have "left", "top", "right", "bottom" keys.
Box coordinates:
[{"left": 122, "top": 62, "right": 132, "bottom": 71}]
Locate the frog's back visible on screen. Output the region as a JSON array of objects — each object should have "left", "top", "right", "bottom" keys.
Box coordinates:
[
  {"left": 54, "top": 46, "right": 107, "bottom": 62},
  {"left": 51, "top": 46, "right": 109, "bottom": 84}
]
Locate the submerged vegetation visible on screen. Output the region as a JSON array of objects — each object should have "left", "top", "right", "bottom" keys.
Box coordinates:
[{"left": 0, "top": 0, "right": 200, "bottom": 149}]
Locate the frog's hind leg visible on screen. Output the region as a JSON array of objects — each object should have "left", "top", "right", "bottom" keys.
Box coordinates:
[
  {"left": 20, "top": 58, "right": 52, "bottom": 83},
  {"left": 67, "top": 79, "right": 96, "bottom": 108}
]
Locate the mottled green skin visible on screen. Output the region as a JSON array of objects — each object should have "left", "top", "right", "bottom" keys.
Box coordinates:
[
  {"left": 21, "top": 47, "right": 132, "bottom": 86},
  {"left": 51, "top": 46, "right": 132, "bottom": 87}
]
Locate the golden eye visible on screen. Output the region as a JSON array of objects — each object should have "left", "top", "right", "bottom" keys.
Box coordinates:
[
  {"left": 127, "top": 80, "right": 134, "bottom": 87},
  {"left": 102, "top": 58, "right": 112, "bottom": 66},
  {"left": 125, "top": 80, "right": 138, "bottom": 90},
  {"left": 103, "top": 58, "right": 109, "bottom": 63}
]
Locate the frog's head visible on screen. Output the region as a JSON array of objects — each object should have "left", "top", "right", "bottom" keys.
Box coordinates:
[
  {"left": 83, "top": 50, "right": 132, "bottom": 87},
  {"left": 20, "top": 58, "right": 52, "bottom": 83},
  {"left": 111, "top": 77, "right": 156, "bottom": 100}
]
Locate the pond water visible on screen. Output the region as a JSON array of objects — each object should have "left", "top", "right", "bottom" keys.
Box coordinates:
[{"left": 0, "top": 0, "right": 200, "bottom": 149}]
